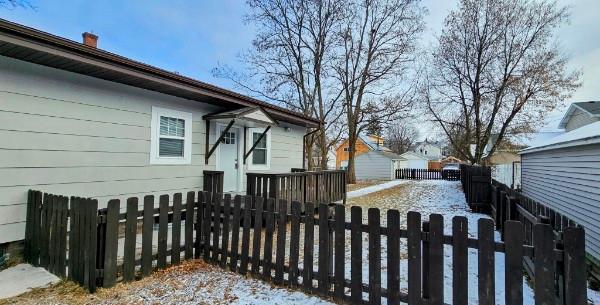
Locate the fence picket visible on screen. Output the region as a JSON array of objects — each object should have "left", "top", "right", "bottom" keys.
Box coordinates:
[
  {"left": 504, "top": 221, "right": 524, "bottom": 305},
  {"left": 239, "top": 196, "right": 252, "bottom": 274},
  {"left": 211, "top": 194, "right": 222, "bottom": 263},
  {"left": 289, "top": 201, "right": 301, "bottom": 287},
  {"left": 368, "top": 208, "right": 381, "bottom": 305},
  {"left": 123, "top": 197, "right": 138, "bottom": 282},
  {"left": 185, "top": 191, "right": 195, "bottom": 260},
  {"left": 387, "top": 209, "right": 401, "bottom": 305},
  {"left": 158, "top": 194, "right": 169, "bottom": 269},
  {"left": 103, "top": 199, "right": 120, "bottom": 288},
  {"left": 203, "top": 192, "right": 213, "bottom": 260},
  {"left": 478, "top": 219, "right": 495, "bottom": 305},
  {"left": 564, "top": 227, "right": 587, "bottom": 305},
  {"left": 407, "top": 211, "right": 422, "bottom": 305},
  {"left": 533, "top": 223, "right": 555, "bottom": 305},
  {"left": 195, "top": 192, "right": 204, "bottom": 258},
  {"left": 263, "top": 198, "right": 276, "bottom": 281},
  {"left": 334, "top": 204, "right": 346, "bottom": 301},
  {"left": 452, "top": 216, "right": 468, "bottom": 305},
  {"left": 220, "top": 194, "right": 232, "bottom": 268},
  {"left": 318, "top": 203, "right": 330, "bottom": 295},
  {"left": 141, "top": 195, "right": 154, "bottom": 277},
  {"left": 251, "top": 197, "right": 264, "bottom": 275},
  {"left": 428, "top": 214, "right": 444, "bottom": 305},
  {"left": 172, "top": 193, "right": 182, "bottom": 265},
  {"left": 275, "top": 199, "right": 287, "bottom": 285},
  {"left": 350, "top": 206, "right": 362, "bottom": 303},
  {"left": 303, "top": 201, "right": 315, "bottom": 291},
  {"left": 229, "top": 195, "right": 242, "bottom": 272}
]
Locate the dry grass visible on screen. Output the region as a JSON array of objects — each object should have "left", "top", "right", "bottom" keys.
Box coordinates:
[{"left": 346, "top": 180, "right": 386, "bottom": 192}]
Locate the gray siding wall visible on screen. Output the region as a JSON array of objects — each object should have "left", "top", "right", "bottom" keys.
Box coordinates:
[
  {"left": 565, "top": 108, "right": 600, "bottom": 132},
  {"left": 354, "top": 151, "right": 393, "bottom": 180},
  {"left": 0, "top": 55, "right": 305, "bottom": 243},
  {"left": 521, "top": 143, "right": 600, "bottom": 258}
]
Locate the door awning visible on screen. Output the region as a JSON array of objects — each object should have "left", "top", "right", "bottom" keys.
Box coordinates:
[{"left": 203, "top": 106, "right": 278, "bottom": 127}]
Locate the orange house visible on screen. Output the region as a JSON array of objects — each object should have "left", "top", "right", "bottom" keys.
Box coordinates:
[{"left": 335, "top": 135, "right": 391, "bottom": 169}]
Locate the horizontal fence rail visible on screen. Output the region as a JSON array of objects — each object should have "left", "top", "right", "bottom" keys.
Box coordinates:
[
  {"left": 24, "top": 189, "right": 587, "bottom": 305},
  {"left": 246, "top": 170, "right": 346, "bottom": 206},
  {"left": 395, "top": 168, "right": 461, "bottom": 181}
]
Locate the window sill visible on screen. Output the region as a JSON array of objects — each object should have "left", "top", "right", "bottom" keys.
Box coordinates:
[{"left": 150, "top": 157, "right": 191, "bottom": 165}]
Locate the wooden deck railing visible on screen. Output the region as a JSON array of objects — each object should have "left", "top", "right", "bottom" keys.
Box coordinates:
[{"left": 246, "top": 170, "right": 347, "bottom": 205}]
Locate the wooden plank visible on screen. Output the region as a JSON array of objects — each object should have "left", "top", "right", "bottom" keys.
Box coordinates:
[
  {"left": 533, "top": 223, "right": 555, "bottom": 305},
  {"left": 334, "top": 204, "right": 346, "bottom": 301},
  {"left": 31, "top": 191, "right": 42, "bottom": 266},
  {"left": 229, "top": 195, "right": 242, "bottom": 272},
  {"left": 563, "top": 227, "right": 587, "bottom": 305},
  {"left": 70, "top": 197, "right": 81, "bottom": 283},
  {"left": 318, "top": 203, "right": 330, "bottom": 295},
  {"left": 368, "top": 208, "right": 381, "bottom": 305},
  {"left": 289, "top": 201, "right": 301, "bottom": 287},
  {"left": 504, "top": 221, "right": 524, "bottom": 305},
  {"left": 211, "top": 193, "right": 222, "bottom": 263},
  {"left": 102, "top": 199, "right": 120, "bottom": 288},
  {"left": 251, "top": 197, "right": 264, "bottom": 275},
  {"left": 172, "top": 193, "right": 182, "bottom": 265},
  {"left": 452, "top": 216, "right": 468, "bottom": 305},
  {"left": 303, "top": 201, "right": 315, "bottom": 291},
  {"left": 203, "top": 192, "right": 213, "bottom": 260},
  {"left": 478, "top": 218, "right": 495, "bottom": 305},
  {"left": 123, "top": 197, "right": 138, "bottom": 282},
  {"left": 195, "top": 192, "right": 204, "bottom": 258},
  {"left": 263, "top": 198, "right": 275, "bottom": 280},
  {"left": 407, "top": 211, "right": 421, "bottom": 305},
  {"left": 59, "top": 196, "right": 69, "bottom": 277},
  {"left": 220, "top": 194, "right": 232, "bottom": 268},
  {"left": 239, "top": 196, "right": 252, "bottom": 274},
  {"left": 39, "top": 194, "right": 49, "bottom": 269},
  {"left": 387, "top": 209, "right": 400, "bottom": 305},
  {"left": 141, "top": 195, "right": 154, "bottom": 277},
  {"left": 185, "top": 191, "right": 195, "bottom": 260},
  {"left": 428, "top": 214, "right": 444, "bottom": 305},
  {"left": 80, "top": 197, "right": 89, "bottom": 287},
  {"left": 24, "top": 190, "right": 34, "bottom": 262},
  {"left": 67, "top": 196, "right": 76, "bottom": 280},
  {"left": 350, "top": 206, "right": 362, "bottom": 303},
  {"left": 275, "top": 199, "right": 287, "bottom": 285},
  {"left": 158, "top": 194, "right": 169, "bottom": 269}
]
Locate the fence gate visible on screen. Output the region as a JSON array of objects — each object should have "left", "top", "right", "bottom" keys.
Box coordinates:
[{"left": 460, "top": 164, "right": 491, "bottom": 210}]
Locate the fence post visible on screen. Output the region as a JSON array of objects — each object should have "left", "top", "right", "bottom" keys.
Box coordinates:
[
  {"left": 422, "top": 221, "right": 430, "bottom": 300},
  {"left": 563, "top": 227, "right": 587, "bottom": 305}
]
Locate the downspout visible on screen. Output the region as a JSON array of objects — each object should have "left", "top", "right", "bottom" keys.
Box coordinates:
[{"left": 303, "top": 125, "right": 322, "bottom": 169}]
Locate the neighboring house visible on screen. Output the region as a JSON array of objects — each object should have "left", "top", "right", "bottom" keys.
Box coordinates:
[
  {"left": 519, "top": 120, "right": 600, "bottom": 263},
  {"left": 0, "top": 20, "right": 320, "bottom": 245},
  {"left": 412, "top": 139, "right": 443, "bottom": 160},
  {"left": 309, "top": 149, "right": 336, "bottom": 170},
  {"left": 558, "top": 101, "right": 600, "bottom": 132},
  {"left": 483, "top": 131, "right": 564, "bottom": 166},
  {"left": 354, "top": 151, "right": 402, "bottom": 180},
  {"left": 335, "top": 134, "right": 391, "bottom": 169},
  {"left": 396, "top": 151, "right": 429, "bottom": 169}
]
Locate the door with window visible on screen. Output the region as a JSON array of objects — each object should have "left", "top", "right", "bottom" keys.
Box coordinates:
[{"left": 218, "top": 127, "right": 239, "bottom": 192}]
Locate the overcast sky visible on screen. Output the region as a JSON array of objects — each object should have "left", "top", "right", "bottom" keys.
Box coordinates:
[{"left": 1, "top": 0, "right": 598, "bottom": 132}]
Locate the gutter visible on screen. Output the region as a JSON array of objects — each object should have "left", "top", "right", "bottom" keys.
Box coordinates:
[{"left": 519, "top": 136, "right": 600, "bottom": 154}]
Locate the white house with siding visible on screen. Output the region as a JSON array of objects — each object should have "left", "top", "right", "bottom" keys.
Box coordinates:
[
  {"left": 0, "top": 19, "right": 319, "bottom": 247},
  {"left": 354, "top": 151, "right": 402, "bottom": 180}
]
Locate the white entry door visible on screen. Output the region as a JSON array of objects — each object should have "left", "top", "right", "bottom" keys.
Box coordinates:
[{"left": 218, "top": 127, "right": 239, "bottom": 192}]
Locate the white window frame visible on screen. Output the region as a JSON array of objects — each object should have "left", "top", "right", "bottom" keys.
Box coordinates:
[
  {"left": 150, "top": 106, "right": 193, "bottom": 165},
  {"left": 247, "top": 127, "right": 271, "bottom": 170}
]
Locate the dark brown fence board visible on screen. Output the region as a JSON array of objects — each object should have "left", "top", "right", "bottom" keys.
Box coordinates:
[
  {"left": 220, "top": 194, "right": 232, "bottom": 268},
  {"left": 103, "top": 199, "right": 120, "bottom": 288},
  {"left": 185, "top": 191, "right": 195, "bottom": 260},
  {"left": 239, "top": 196, "right": 252, "bottom": 274},
  {"left": 123, "top": 197, "right": 138, "bottom": 282},
  {"left": 251, "top": 197, "right": 264, "bottom": 275},
  {"left": 141, "top": 195, "right": 154, "bottom": 277},
  {"left": 203, "top": 192, "right": 213, "bottom": 261},
  {"left": 211, "top": 194, "right": 222, "bottom": 263},
  {"left": 368, "top": 208, "right": 381, "bottom": 305},
  {"left": 303, "top": 201, "right": 315, "bottom": 290},
  {"left": 387, "top": 209, "right": 401, "bottom": 305},
  {"left": 172, "top": 193, "right": 182, "bottom": 265},
  {"left": 229, "top": 195, "right": 242, "bottom": 272},
  {"left": 533, "top": 223, "right": 555, "bottom": 305},
  {"left": 407, "top": 211, "right": 422, "bottom": 305},
  {"left": 318, "top": 203, "right": 330, "bottom": 295},
  {"left": 289, "top": 201, "right": 301, "bottom": 287},
  {"left": 195, "top": 191, "right": 204, "bottom": 258},
  {"left": 334, "top": 204, "right": 346, "bottom": 301},
  {"left": 67, "top": 196, "right": 77, "bottom": 280},
  {"left": 350, "top": 206, "right": 362, "bottom": 303},
  {"left": 564, "top": 227, "right": 587, "bottom": 305},
  {"left": 478, "top": 219, "right": 495, "bottom": 305},
  {"left": 85, "top": 199, "right": 99, "bottom": 292},
  {"left": 263, "top": 198, "right": 275, "bottom": 280},
  {"left": 428, "top": 214, "right": 444, "bottom": 305},
  {"left": 504, "top": 221, "right": 524, "bottom": 305},
  {"left": 275, "top": 199, "right": 287, "bottom": 285},
  {"left": 158, "top": 194, "right": 169, "bottom": 269}
]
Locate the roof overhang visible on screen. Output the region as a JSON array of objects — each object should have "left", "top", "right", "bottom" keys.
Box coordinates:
[
  {"left": 0, "top": 18, "right": 320, "bottom": 128},
  {"left": 203, "top": 107, "right": 278, "bottom": 127},
  {"left": 558, "top": 103, "right": 600, "bottom": 129}
]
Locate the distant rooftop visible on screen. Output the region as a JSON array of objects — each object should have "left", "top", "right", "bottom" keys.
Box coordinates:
[{"left": 558, "top": 101, "right": 600, "bottom": 129}]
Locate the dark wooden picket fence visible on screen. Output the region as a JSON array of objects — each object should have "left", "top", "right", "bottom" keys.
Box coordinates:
[
  {"left": 459, "top": 164, "right": 492, "bottom": 210},
  {"left": 246, "top": 170, "right": 346, "bottom": 206},
  {"left": 24, "top": 189, "right": 588, "bottom": 305},
  {"left": 395, "top": 168, "right": 461, "bottom": 181}
]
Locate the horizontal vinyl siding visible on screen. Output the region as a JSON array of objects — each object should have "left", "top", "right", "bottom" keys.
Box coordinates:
[
  {"left": 0, "top": 55, "right": 221, "bottom": 243},
  {"left": 565, "top": 109, "right": 600, "bottom": 132},
  {"left": 355, "top": 152, "right": 392, "bottom": 180},
  {"left": 521, "top": 143, "right": 600, "bottom": 259}
]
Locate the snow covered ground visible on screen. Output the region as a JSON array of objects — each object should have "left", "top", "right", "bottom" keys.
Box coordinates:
[{"left": 346, "top": 180, "right": 409, "bottom": 199}]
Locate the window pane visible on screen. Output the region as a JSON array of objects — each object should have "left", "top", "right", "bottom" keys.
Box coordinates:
[
  {"left": 160, "top": 116, "right": 185, "bottom": 137},
  {"left": 159, "top": 138, "right": 184, "bottom": 157},
  {"left": 252, "top": 149, "right": 266, "bottom": 165},
  {"left": 252, "top": 132, "right": 266, "bottom": 149}
]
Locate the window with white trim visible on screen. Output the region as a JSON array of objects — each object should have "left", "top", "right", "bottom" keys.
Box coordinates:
[
  {"left": 248, "top": 127, "right": 271, "bottom": 170},
  {"left": 150, "top": 106, "right": 192, "bottom": 164}
]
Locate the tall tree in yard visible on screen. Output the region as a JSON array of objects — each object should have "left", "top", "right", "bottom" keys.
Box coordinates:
[
  {"left": 334, "top": 0, "right": 424, "bottom": 183},
  {"left": 213, "top": 0, "right": 345, "bottom": 170},
  {"left": 425, "top": 0, "right": 580, "bottom": 164}
]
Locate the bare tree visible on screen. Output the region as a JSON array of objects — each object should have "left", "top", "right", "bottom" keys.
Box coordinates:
[
  {"left": 334, "top": 0, "right": 424, "bottom": 183},
  {"left": 213, "top": 0, "right": 345, "bottom": 169},
  {"left": 425, "top": 0, "right": 580, "bottom": 164},
  {"left": 386, "top": 121, "right": 418, "bottom": 154}
]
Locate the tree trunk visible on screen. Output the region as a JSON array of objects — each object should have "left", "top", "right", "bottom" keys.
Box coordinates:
[
  {"left": 305, "top": 135, "right": 315, "bottom": 170},
  {"left": 319, "top": 129, "right": 328, "bottom": 170},
  {"left": 346, "top": 132, "right": 357, "bottom": 184}
]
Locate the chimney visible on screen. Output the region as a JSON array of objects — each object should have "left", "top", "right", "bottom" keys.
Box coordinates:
[{"left": 82, "top": 32, "right": 98, "bottom": 48}]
